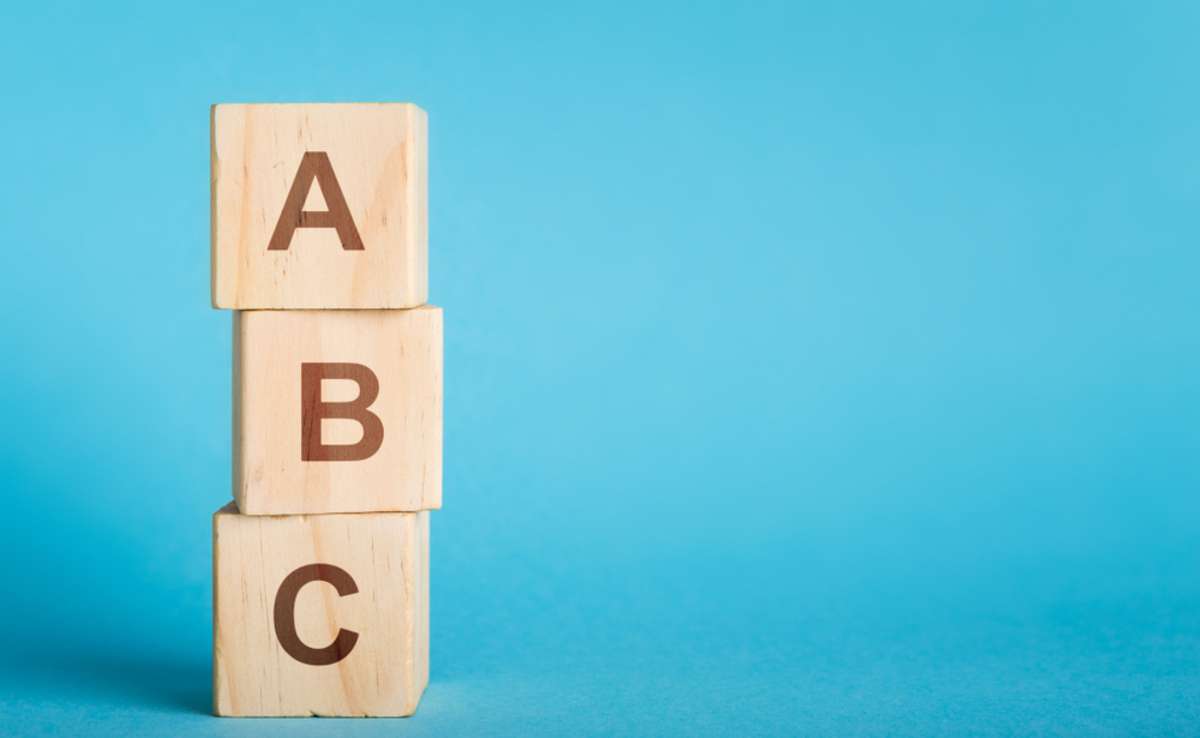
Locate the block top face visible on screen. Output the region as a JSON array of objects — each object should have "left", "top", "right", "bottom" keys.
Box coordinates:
[{"left": 211, "top": 103, "right": 428, "bottom": 309}]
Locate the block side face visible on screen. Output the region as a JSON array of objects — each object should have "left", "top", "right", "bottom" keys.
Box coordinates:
[
  {"left": 405, "top": 105, "right": 429, "bottom": 304},
  {"left": 210, "top": 104, "right": 220, "bottom": 308},
  {"left": 210, "top": 104, "right": 245, "bottom": 309},
  {"left": 235, "top": 309, "right": 443, "bottom": 515},
  {"left": 211, "top": 103, "right": 428, "bottom": 309},
  {"left": 231, "top": 313, "right": 245, "bottom": 512},
  {"left": 425, "top": 308, "right": 443, "bottom": 510},
  {"left": 414, "top": 512, "right": 431, "bottom": 701},
  {"left": 211, "top": 503, "right": 240, "bottom": 716},
  {"left": 212, "top": 510, "right": 428, "bottom": 716},
  {"left": 211, "top": 506, "right": 222, "bottom": 715}
]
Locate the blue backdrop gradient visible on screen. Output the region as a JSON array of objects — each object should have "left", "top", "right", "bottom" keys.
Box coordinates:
[{"left": 2, "top": 2, "right": 1198, "bottom": 735}]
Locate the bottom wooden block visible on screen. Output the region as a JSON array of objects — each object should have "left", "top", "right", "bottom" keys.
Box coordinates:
[{"left": 212, "top": 503, "right": 429, "bottom": 717}]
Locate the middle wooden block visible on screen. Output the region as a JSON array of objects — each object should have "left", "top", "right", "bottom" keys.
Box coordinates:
[{"left": 234, "top": 307, "right": 442, "bottom": 515}]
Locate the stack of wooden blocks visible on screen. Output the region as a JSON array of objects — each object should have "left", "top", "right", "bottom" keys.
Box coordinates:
[{"left": 208, "top": 103, "right": 441, "bottom": 717}]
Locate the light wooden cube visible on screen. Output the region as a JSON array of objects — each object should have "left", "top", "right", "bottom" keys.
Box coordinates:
[
  {"left": 213, "top": 503, "right": 430, "bottom": 717},
  {"left": 233, "top": 307, "right": 442, "bottom": 515},
  {"left": 211, "top": 103, "right": 428, "bottom": 309}
]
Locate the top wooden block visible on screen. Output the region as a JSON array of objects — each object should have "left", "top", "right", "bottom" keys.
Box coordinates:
[{"left": 211, "top": 103, "right": 428, "bottom": 309}]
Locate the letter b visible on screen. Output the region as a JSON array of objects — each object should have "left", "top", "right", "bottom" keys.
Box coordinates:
[{"left": 301, "top": 362, "right": 384, "bottom": 461}]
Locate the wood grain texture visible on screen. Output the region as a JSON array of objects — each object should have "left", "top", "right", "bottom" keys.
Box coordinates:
[
  {"left": 211, "top": 103, "right": 428, "bottom": 309},
  {"left": 233, "top": 307, "right": 442, "bottom": 515},
  {"left": 213, "top": 503, "right": 430, "bottom": 717}
]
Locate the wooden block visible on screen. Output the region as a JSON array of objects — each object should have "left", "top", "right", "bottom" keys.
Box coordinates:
[
  {"left": 234, "top": 307, "right": 442, "bottom": 515},
  {"left": 213, "top": 503, "right": 430, "bottom": 717},
  {"left": 211, "top": 103, "right": 428, "bottom": 309}
]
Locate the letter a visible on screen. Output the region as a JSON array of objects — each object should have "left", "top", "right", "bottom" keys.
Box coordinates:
[
  {"left": 267, "top": 151, "right": 366, "bottom": 251},
  {"left": 301, "top": 362, "right": 385, "bottom": 461}
]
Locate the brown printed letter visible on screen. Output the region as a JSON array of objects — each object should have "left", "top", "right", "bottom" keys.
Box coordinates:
[
  {"left": 301, "top": 362, "right": 384, "bottom": 461},
  {"left": 273, "top": 563, "right": 360, "bottom": 666},
  {"left": 267, "top": 151, "right": 366, "bottom": 251}
]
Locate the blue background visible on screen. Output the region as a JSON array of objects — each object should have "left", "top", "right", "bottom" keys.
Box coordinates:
[{"left": 2, "top": 2, "right": 1198, "bottom": 735}]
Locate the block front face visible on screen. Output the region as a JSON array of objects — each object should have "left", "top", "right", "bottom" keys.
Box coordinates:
[
  {"left": 211, "top": 103, "right": 428, "bottom": 309},
  {"left": 213, "top": 504, "right": 430, "bottom": 717},
  {"left": 234, "top": 307, "right": 442, "bottom": 514}
]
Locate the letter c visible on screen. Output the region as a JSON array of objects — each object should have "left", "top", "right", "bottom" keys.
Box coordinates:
[{"left": 273, "top": 563, "right": 360, "bottom": 665}]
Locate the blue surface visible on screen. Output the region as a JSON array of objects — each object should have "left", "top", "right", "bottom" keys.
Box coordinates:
[{"left": 2, "top": 1, "right": 1199, "bottom": 735}]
